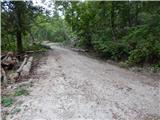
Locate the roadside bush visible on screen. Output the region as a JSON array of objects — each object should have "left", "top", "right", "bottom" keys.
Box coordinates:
[
  {"left": 128, "top": 49, "right": 148, "bottom": 65},
  {"left": 93, "top": 39, "right": 129, "bottom": 61},
  {"left": 119, "top": 19, "right": 160, "bottom": 66}
]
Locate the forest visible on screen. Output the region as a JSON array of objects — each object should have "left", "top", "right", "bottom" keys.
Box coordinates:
[
  {"left": 1, "top": 1, "right": 160, "bottom": 120},
  {"left": 1, "top": 1, "right": 160, "bottom": 71}
]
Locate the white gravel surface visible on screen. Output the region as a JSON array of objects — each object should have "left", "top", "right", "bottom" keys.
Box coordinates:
[{"left": 6, "top": 42, "right": 160, "bottom": 120}]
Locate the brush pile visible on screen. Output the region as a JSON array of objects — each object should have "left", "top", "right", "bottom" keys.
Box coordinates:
[{"left": 1, "top": 52, "right": 33, "bottom": 86}]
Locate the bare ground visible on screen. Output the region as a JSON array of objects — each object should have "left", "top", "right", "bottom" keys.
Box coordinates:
[{"left": 5, "top": 42, "right": 160, "bottom": 120}]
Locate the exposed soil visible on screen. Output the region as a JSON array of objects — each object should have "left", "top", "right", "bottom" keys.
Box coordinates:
[{"left": 4, "top": 42, "right": 160, "bottom": 120}]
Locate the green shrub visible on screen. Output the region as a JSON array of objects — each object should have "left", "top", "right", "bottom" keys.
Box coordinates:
[
  {"left": 119, "top": 61, "right": 129, "bottom": 68},
  {"left": 93, "top": 39, "right": 129, "bottom": 61},
  {"left": 152, "top": 61, "right": 160, "bottom": 72},
  {"left": 128, "top": 49, "right": 147, "bottom": 65}
]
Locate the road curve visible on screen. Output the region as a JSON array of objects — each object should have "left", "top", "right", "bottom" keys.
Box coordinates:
[{"left": 7, "top": 42, "right": 160, "bottom": 120}]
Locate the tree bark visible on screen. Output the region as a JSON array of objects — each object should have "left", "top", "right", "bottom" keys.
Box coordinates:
[
  {"left": 15, "top": 3, "right": 23, "bottom": 53},
  {"left": 1, "top": 67, "right": 8, "bottom": 86},
  {"left": 128, "top": 1, "right": 132, "bottom": 27},
  {"left": 21, "top": 56, "right": 33, "bottom": 76},
  {"left": 16, "top": 30, "right": 23, "bottom": 53},
  {"left": 135, "top": 2, "right": 139, "bottom": 26},
  {"left": 111, "top": 2, "right": 116, "bottom": 41},
  {"left": 17, "top": 55, "right": 28, "bottom": 73}
]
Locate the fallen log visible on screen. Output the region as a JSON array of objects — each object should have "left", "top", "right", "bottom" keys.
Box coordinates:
[
  {"left": 1, "top": 67, "right": 8, "bottom": 85},
  {"left": 9, "top": 55, "right": 33, "bottom": 82},
  {"left": 1, "top": 52, "right": 18, "bottom": 70},
  {"left": 21, "top": 56, "right": 33, "bottom": 77},
  {"left": 71, "top": 48, "right": 88, "bottom": 52},
  {"left": 2, "top": 52, "right": 13, "bottom": 62},
  {"left": 9, "top": 72, "right": 19, "bottom": 83},
  {"left": 16, "top": 55, "right": 28, "bottom": 73}
]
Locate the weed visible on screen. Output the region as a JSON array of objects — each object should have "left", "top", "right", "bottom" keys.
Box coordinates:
[
  {"left": 1, "top": 97, "right": 13, "bottom": 107},
  {"left": 14, "top": 88, "right": 29, "bottom": 96}
]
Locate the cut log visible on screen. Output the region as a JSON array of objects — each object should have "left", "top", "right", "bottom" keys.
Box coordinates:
[
  {"left": 1, "top": 52, "right": 18, "bottom": 70},
  {"left": 2, "top": 52, "right": 13, "bottom": 62},
  {"left": 16, "top": 55, "right": 28, "bottom": 73},
  {"left": 21, "top": 56, "right": 33, "bottom": 77},
  {"left": 1, "top": 67, "right": 7, "bottom": 85},
  {"left": 9, "top": 72, "right": 19, "bottom": 83}
]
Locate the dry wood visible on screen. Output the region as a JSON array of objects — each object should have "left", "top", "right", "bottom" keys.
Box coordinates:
[
  {"left": 16, "top": 55, "right": 28, "bottom": 73},
  {"left": 1, "top": 67, "right": 7, "bottom": 85},
  {"left": 2, "top": 52, "right": 13, "bottom": 62},
  {"left": 21, "top": 56, "right": 33, "bottom": 76},
  {"left": 9, "top": 72, "right": 19, "bottom": 83}
]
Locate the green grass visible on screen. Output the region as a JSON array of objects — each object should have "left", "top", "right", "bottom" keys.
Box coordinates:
[
  {"left": 1, "top": 97, "right": 14, "bottom": 107},
  {"left": 14, "top": 88, "right": 29, "bottom": 96}
]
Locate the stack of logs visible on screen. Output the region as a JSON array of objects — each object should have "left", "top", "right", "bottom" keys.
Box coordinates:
[{"left": 1, "top": 52, "right": 33, "bottom": 85}]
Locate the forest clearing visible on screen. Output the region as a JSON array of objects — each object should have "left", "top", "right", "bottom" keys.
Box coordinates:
[{"left": 1, "top": 1, "right": 160, "bottom": 120}]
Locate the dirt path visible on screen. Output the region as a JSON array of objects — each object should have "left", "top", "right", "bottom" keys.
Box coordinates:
[{"left": 7, "top": 42, "right": 160, "bottom": 120}]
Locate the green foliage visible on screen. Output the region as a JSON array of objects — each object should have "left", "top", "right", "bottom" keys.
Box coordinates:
[
  {"left": 152, "top": 62, "right": 160, "bottom": 72},
  {"left": 1, "top": 1, "right": 42, "bottom": 53},
  {"left": 93, "top": 40, "right": 129, "bottom": 61},
  {"left": 2, "top": 1, "right": 160, "bottom": 70},
  {"left": 128, "top": 49, "right": 147, "bottom": 65},
  {"left": 14, "top": 88, "right": 29, "bottom": 96},
  {"left": 119, "top": 61, "right": 129, "bottom": 68},
  {"left": 1, "top": 97, "right": 13, "bottom": 107},
  {"left": 33, "top": 16, "right": 72, "bottom": 43},
  {"left": 60, "top": 1, "right": 160, "bottom": 69},
  {"left": 24, "top": 43, "right": 48, "bottom": 52},
  {"left": 1, "top": 37, "right": 16, "bottom": 52}
]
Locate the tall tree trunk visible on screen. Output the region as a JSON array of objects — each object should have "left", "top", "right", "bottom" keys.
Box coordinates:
[
  {"left": 128, "top": 1, "right": 132, "bottom": 27},
  {"left": 16, "top": 30, "right": 23, "bottom": 53},
  {"left": 13, "top": 1, "right": 23, "bottom": 53},
  {"left": 111, "top": 2, "right": 116, "bottom": 41},
  {"left": 135, "top": 2, "right": 139, "bottom": 26},
  {"left": 29, "top": 31, "right": 35, "bottom": 45},
  {"left": 15, "top": 3, "right": 23, "bottom": 53}
]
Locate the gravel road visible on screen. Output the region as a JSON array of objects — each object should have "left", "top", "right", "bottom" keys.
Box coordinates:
[{"left": 7, "top": 42, "right": 160, "bottom": 120}]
